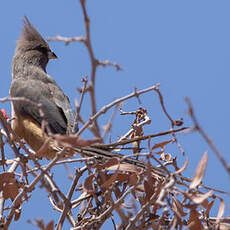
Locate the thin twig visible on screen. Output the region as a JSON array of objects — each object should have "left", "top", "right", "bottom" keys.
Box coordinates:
[
  {"left": 102, "top": 105, "right": 119, "bottom": 140},
  {"left": 4, "top": 148, "right": 68, "bottom": 228},
  {"left": 97, "top": 60, "right": 122, "bottom": 71},
  {"left": 73, "top": 77, "right": 88, "bottom": 133},
  {"left": 75, "top": 84, "right": 161, "bottom": 137},
  {"left": 118, "top": 112, "right": 151, "bottom": 142},
  {"left": 71, "top": 178, "right": 141, "bottom": 230},
  {"left": 95, "top": 127, "right": 188, "bottom": 148},
  {"left": 47, "top": 35, "right": 85, "bottom": 45},
  {"left": 79, "top": 0, "right": 100, "bottom": 137},
  {"left": 56, "top": 166, "right": 87, "bottom": 230},
  {"left": 185, "top": 97, "right": 230, "bottom": 175}
]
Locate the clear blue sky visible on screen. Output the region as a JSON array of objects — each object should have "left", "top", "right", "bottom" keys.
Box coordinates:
[{"left": 1, "top": 0, "right": 230, "bottom": 229}]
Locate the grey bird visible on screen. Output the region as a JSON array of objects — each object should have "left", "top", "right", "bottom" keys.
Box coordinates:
[
  {"left": 9, "top": 17, "right": 168, "bottom": 179},
  {"left": 10, "top": 16, "right": 76, "bottom": 159}
]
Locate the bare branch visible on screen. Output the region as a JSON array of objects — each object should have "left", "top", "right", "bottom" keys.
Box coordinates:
[{"left": 185, "top": 97, "right": 230, "bottom": 175}]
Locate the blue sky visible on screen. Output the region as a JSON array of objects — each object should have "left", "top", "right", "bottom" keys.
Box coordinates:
[{"left": 1, "top": 0, "right": 230, "bottom": 229}]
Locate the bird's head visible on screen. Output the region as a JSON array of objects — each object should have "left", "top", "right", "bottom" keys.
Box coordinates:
[{"left": 15, "top": 16, "right": 57, "bottom": 71}]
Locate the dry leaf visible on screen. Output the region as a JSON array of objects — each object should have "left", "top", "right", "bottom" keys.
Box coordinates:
[
  {"left": 143, "top": 180, "right": 155, "bottom": 203},
  {"left": 0, "top": 172, "right": 19, "bottom": 200},
  {"left": 101, "top": 173, "right": 130, "bottom": 188},
  {"left": 152, "top": 140, "right": 172, "bottom": 150},
  {"left": 97, "top": 171, "right": 108, "bottom": 187},
  {"left": 189, "top": 152, "right": 208, "bottom": 189},
  {"left": 216, "top": 197, "right": 225, "bottom": 224},
  {"left": 143, "top": 180, "right": 152, "bottom": 199},
  {"left": 205, "top": 199, "right": 215, "bottom": 217},
  {"left": 83, "top": 174, "right": 95, "bottom": 194},
  {"left": 174, "top": 158, "right": 188, "bottom": 174},
  {"left": 93, "top": 158, "right": 119, "bottom": 170},
  {"left": 45, "top": 220, "right": 54, "bottom": 230},
  {"left": 107, "top": 163, "right": 142, "bottom": 173},
  {"left": 154, "top": 150, "right": 164, "bottom": 155},
  {"left": 114, "top": 186, "right": 122, "bottom": 199},
  {"left": 190, "top": 190, "right": 213, "bottom": 204},
  {"left": 187, "top": 209, "right": 203, "bottom": 230},
  {"left": 201, "top": 198, "right": 209, "bottom": 209},
  {"left": 145, "top": 161, "right": 156, "bottom": 187},
  {"left": 0, "top": 172, "right": 15, "bottom": 186},
  {"left": 3, "top": 183, "right": 19, "bottom": 200},
  {"left": 128, "top": 173, "right": 138, "bottom": 186},
  {"left": 172, "top": 196, "right": 187, "bottom": 217},
  {"left": 14, "top": 208, "right": 21, "bottom": 222},
  {"left": 101, "top": 162, "right": 120, "bottom": 188}
]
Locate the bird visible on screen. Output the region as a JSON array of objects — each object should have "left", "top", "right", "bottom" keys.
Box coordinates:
[
  {"left": 8, "top": 17, "right": 168, "bottom": 178},
  {"left": 10, "top": 16, "right": 76, "bottom": 159}
]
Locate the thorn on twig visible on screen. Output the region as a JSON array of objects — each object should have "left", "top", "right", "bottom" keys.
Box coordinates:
[{"left": 134, "top": 87, "right": 141, "bottom": 104}]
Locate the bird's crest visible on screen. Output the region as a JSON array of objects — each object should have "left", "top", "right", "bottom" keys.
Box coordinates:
[{"left": 17, "top": 16, "right": 49, "bottom": 49}]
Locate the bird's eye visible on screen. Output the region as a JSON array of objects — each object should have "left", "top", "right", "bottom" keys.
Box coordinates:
[{"left": 36, "top": 46, "right": 47, "bottom": 54}]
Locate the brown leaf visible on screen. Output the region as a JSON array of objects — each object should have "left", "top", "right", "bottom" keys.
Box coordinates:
[
  {"left": 174, "top": 158, "right": 188, "bottom": 174},
  {"left": 172, "top": 196, "right": 187, "bottom": 217},
  {"left": 114, "top": 186, "right": 122, "bottom": 199},
  {"left": 187, "top": 209, "right": 203, "bottom": 230},
  {"left": 201, "top": 198, "right": 209, "bottom": 209},
  {"left": 205, "top": 199, "right": 215, "bottom": 217},
  {"left": 101, "top": 162, "right": 120, "bottom": 188},
  {"left": 83, "top": 174, "right": 95, "bottom": 194},
  {"left": 128, "top": 173, "right": 138, "bottom": 186},
  {"left": 93, "top": 158, "right": 119, "bottom": 170},
  {"left": 0, "top": 172, "right": 19, "bottom": 200},
  {"left": 190, "top": 190, "right": 213, "bottom": 204},
  {"left": 216, "top": 197, "right": 225, "bottom": 224},
  {"left": 189, "top": 151, "right": 208, "bottom": 189},
  {"left": 102, "top": 173, "right": 130, "bottom": 189},
  {"left": 107, "top": 163, "right": 142, "bottom": 173},
  {"left": 144, "top": 180, "right": 154, "bottom": 203},
  {"left": 146, "top": 161, "right": 156, "bottom": 186},
  {"left": 14, "top": 208, "right": 21, "bottom": 221},
  {"left": 115, "top": 173, "right": 130, "bottom": 182},
  {"left": 97, "top": 171, "right": 108, "bottom": 187},
  {"left": 3, "top": 183, "right": 19, "bottom": 199},
  {"left": 152, "top": 140, "right": 172, "bottom": 150},
  {"left": 45, "top": 220, "right": 54, "bottom": 230},
  {"left": 154, "top": 150, "right": 164, "bottom": 155},
  {"left": 0, "top": 172, "right": 15, "bottom": 185}
]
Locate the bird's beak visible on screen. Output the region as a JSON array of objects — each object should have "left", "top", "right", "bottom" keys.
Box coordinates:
[{"left": 48, "top": 51, "right": 58, "bottom": 59}]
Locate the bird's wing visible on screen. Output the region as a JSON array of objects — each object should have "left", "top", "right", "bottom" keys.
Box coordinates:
[
  {"left": 10, "top": 78, "right": 71, "bottom": 134},
  {"left": 47, "top": 81, "right": 76, "bottom": 134}
]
